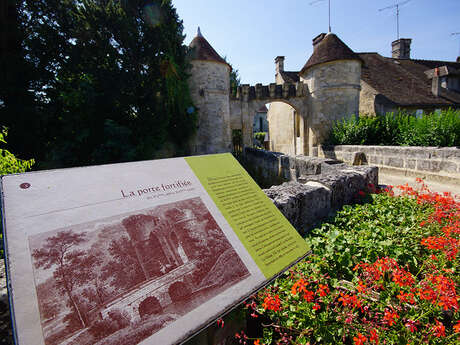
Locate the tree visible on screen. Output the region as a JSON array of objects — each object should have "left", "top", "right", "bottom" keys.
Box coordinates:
[
  {"left": 32, "top": 230, "right": 91, "bottom": 328},
  {"left": 0, "top": 0, "right": 41, "bottom": 160},
  {"left": 80, "top": 252, "right": 109, "bottom": 307},
  {"left": 223, "top": 56, "right": 241, "bottom": 97},
  {"left": 7, "top": 0, "right": 196, "bottom": 168}
]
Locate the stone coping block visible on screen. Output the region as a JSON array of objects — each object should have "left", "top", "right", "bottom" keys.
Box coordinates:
[
  {"left": 263, "top": 166, "right": 378, "bottom": 234},
  {"left": 243, "top": 148, "right": 378, "bottom": 233},
  {"left": 244, "top": 147, "right": 345, "bottom": 186},
  {"left": 264, "top": 182, "right": 331, "bottom": 235}
]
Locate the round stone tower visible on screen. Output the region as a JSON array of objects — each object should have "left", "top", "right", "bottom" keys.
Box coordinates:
[
  {"left": 299, "top": 33, "right": 362, "bottom": 156},
  {"left": 188, "top": 27, "right": 232, "bottom": 154}
]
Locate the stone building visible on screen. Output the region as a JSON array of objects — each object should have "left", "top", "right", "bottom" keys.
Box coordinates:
[
  {"left": 187, "top": 29, "right": 460, "bottom": 157},
  {"left": 253, "top": 105, "right": 268, "bottom": 133},
  {"left": 188, "top": 27, "right": 232, "bottom": 155},
  {"left": 359, "top": 38, "right": 460, "bottom": 115}
]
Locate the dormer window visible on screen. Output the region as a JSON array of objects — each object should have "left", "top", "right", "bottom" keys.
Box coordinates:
[
  {"left": 440, "top": 76, "right": 447, "bottom": 89},
  {"left": 426, "top": 66, "right": 460, "bottom": 96}
]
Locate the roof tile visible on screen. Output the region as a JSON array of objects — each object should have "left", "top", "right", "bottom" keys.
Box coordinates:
[
  {"left": 359, "top": 53, "right": 460, "bottom": 106},
  {"left": 188, "top": 32, "right": 229, "bottom": 67},
  {"left": 301, "top": 33, "right": 361, "bottom": 73}
]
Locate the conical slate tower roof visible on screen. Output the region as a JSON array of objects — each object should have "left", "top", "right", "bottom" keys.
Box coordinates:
[
  {"left": 300, "top": 33, "right": 361, "bottom": 74},
  {"left": 188, "top": 27, "right": 229, "bottom": 67}
]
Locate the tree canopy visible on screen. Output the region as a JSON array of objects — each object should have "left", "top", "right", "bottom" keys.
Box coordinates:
[{"left": 1, "top": 0, "right": 196, "bottom": 168}]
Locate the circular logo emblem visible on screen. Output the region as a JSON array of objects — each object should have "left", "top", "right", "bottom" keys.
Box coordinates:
[{"left": 20, "top": 183, "right": 31, "bottom": 189}]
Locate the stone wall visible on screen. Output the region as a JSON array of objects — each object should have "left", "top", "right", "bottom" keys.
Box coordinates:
[
  {"left": 188, "top": 60, "right": 232, "bottom": 154},
  {"left": 319, "top": 145, "right": 460, "bottom": 185},
  {"left": 242, "top": 147, "right": 351, "bottom": 188},
  {"left": 301, "top": 60, "right": 362, "bottom": 155},
  {"left": 243, "top": 148, "right": 378, "bottom": 234},
  {"left": 359, "top": 80, "right": 378, "bottom": 116}
]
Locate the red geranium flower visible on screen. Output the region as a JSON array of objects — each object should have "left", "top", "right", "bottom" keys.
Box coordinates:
[
  {"left": 431, "top": 320, "right": 446, "bottom": 337},
  {"left": 303, "top": 289, "right": 315, "bottom": 302},
  {"left": 353, "top": 333, "right": 367, "bottom": 345},
  {"left": 369, "top": 329, "right": 379, "bottom": 344},
  {"left": 262, "top": 294, "right": 281, "bottom": 311},
  {"left": 317, "top": 283, "right": 329, "bottom": 297},
  {"left": 453, "top": 320, "right": 460, "bottom": 333},
  {"left": 383, "top": 309, "right": 399, "bottom": 326}
]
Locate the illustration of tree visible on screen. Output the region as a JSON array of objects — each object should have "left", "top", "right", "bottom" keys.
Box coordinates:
[
  {"left": 101, "top": 235, "right": 145, "bottom": 291},
  {"left": 36, "top": 278, "right": 61, "bottom": 320},
  {"left": 80, "top": 252, "right": 109, "bottom": 307},
  {"left": 32, "top": 230, "right": 91, "bottom": 329}
]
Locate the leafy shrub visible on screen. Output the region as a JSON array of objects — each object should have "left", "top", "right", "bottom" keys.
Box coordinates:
[
  {"left": 88, "top": 309, "right": 130, "bottom": 341},
  {"left": 0, "top": 127, "right": 35, "bottom": 175},
  {"left": 1, "top": 127, "right": 35, "bottom": 258},
  {"left": 254, "top": 132, "right": 267, "bottom": 143},
  {"left": 327, "top": 115, "right": 382, "bottom": 145},
  {"left": 328, "top": 109, "right": 460, "bottom": 146},
  {"left": 89, "top": 318, "right": 119, "bottom": 340},
  {"left": 243, "top": 182, "right": 459, "bottom": 345}
]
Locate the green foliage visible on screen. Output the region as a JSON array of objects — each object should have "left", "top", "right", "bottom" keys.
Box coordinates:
[
  {"left": 0, "top": 127, "right": 35, "bottom": 175},
  {"left": 0, "top": 128, "right": 35, "bottom": 259},
  {"left": 328, "top": 109, "right": 460, "bottom": 146},
  {"left": 306, "top": 193, "right": 433, "bottom": 280},
  {"left": 249, "top": 188, "right": 459, "bottom": 344},
  {"left": 223, "top": 56, "right": 241, "bottom": 97},
  {"left": 2, "top": 0, "right": 196, "bottom": 168},
  {"left": 253, "top": 132, "right": 267, "bottom": 143}
]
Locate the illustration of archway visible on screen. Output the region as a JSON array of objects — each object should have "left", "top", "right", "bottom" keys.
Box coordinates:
[
  {"left": 138, "top": 296, "right": 162, "bottom": 318},
  {"left": 145, "top": 233, "right": 170, "bottom": 276},
  {"left": 170, "top": 232, "right": 184, "bottom": 266},
  {"left": 168, "top": 281, "right": 191, "bottom": 303}
]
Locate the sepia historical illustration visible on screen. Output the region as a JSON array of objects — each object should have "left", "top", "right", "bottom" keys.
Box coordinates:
[{"left": 29, "top": 197, "right": 250, "bottom": 345}]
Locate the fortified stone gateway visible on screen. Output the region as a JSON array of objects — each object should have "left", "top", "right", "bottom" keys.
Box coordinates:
[
  {"left": 187, "top": 29, "right": 361, "bottom": 157},
  {"left": 187, "top": 28, "right": 460, "bottom": 157},
  {"left": 87, "top": 209, "right": 199, "bottom": 323}
]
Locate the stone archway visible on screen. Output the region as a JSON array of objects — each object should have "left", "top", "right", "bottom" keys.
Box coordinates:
[
  {"left": 265, "top": 100, "right": 308, "bottom": 156},
  {"left": 138, "top": 296, "right": 162, "bottom": 318},
  {"left": 229, "top": 85, "right": 310, "bottom": 155},
  {"left": 144, "top": 233, "right": 170, "bottom": 276}
]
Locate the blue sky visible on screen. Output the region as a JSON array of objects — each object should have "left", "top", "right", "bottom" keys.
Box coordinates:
[{"left": 172, "top": 0, "right": 460, "bottom": 85}]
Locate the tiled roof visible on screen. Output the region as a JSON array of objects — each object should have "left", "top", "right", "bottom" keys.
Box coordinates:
[
  {"left": 359, "top": 53, "right": 460, "bottom": 106},
  {"left": 300, "top": 33, "right": 361, "bottom": 73},
  {"left": 188, "top": 30, "right": 229, "bottom": 67},
  {"left": 280, "top": 71, "right": 299, "bottom": 83}
]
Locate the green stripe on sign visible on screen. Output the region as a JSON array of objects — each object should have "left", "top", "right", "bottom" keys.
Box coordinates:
[{"left": 185, "top": 153, "right": 309, "bottom": 279}]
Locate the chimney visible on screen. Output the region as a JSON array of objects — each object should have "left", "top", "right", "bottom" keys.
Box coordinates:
[
  {"left": 312, "top": 33, "right": 327, "bottom": 50},
  {"left": 432, "top": 68, "right": 441, "bottom": 97},
  {"left": 392, "top": 38, "right": 412, "bottom": 59},
  {"left": 275, "top": 56, "right": 285, "bottom": 74}
]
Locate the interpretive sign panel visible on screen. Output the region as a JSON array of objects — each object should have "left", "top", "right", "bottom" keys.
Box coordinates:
[{"left": 1, "top": 153, "right": 309, "bottom": 345}]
